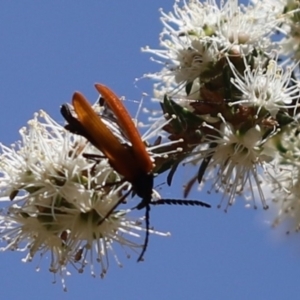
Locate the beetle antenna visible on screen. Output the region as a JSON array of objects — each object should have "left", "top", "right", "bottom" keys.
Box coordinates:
[
  {"left": 137, "top": 204, "right": 150, "bottom": 262},
  {"left": 152, "top": 199, "right": 211, "bottom": 208},
  {"left": 135, "top": 198, "right": 210, "bottom": 262}
]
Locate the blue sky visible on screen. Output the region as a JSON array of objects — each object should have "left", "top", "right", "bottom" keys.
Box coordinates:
[{"left": 0, "top": 1, "right": 300, "bottom": 299}]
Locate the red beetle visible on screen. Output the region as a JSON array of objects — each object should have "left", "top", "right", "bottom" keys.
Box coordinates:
[{"left": 61, "top": 84, "right": 210, "bottom": 261}]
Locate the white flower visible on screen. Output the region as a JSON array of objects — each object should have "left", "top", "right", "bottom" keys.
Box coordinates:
[
  {"left": 268, "top": 165, "right": 299, "bottom": 232},
  {"left": 267, "top": 126, "right": 300, "bottom": 233},
  {"left": 186, "top": 119, "right": 276, "bottom": 210},
  {"left": 271, "top": 0, "right": 300, "bottom": 61},
  {"left": 0, "top": 110, "right": 169, "bottom": 291},
  {"left": 143, "top": 0, "right": 281, "bottom": 88},
  {"left": 140, "top": 1, "right": 300, "bottom": 216},
  {"left": 228, "top": 57, "right": 300, "bottom": 118},
  {"left": 250, "top": 0, "right": 285, "bottom": 13}
]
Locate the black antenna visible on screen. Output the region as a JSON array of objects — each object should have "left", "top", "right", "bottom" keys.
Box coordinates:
[
  {"left": 153, "top": 198, "right": 210, "bottom": 207},
  {"left": 136, "top": 198, "right": 211, "bottom": 262}
]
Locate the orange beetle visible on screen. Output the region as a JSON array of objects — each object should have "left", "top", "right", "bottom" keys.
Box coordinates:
[
  {"left": 61, "top": 84, "right": 210, "bottom": 261},
  {"left": 61, "top": 84, "right": 155, "bottom": 261}
]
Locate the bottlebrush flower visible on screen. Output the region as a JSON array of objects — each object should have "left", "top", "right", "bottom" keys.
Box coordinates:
[
  {"left": 0, "top": 109, "right": 169, "bottom": 291},
  {"left": 143, "top": 0, "right": 300, "bottom": 212}
]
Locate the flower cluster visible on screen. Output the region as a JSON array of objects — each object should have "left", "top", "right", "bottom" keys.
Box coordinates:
[
  {"left": 143, "top": 0, "right": 300, "bottom": 222},
  {"left": 0, "top": 109, "right": 170, "bottom": 290},
  {"left": 2, "top": 0, "right": 300, "bottom": 291}
]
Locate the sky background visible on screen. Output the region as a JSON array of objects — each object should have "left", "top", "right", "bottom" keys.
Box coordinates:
[{"left": 0, "top": 1, "right": 300, "bottom": 300}]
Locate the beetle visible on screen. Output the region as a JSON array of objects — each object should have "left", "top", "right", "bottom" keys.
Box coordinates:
[{"left": 61, "top": 84, "right": 210, "bottom": 261}]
